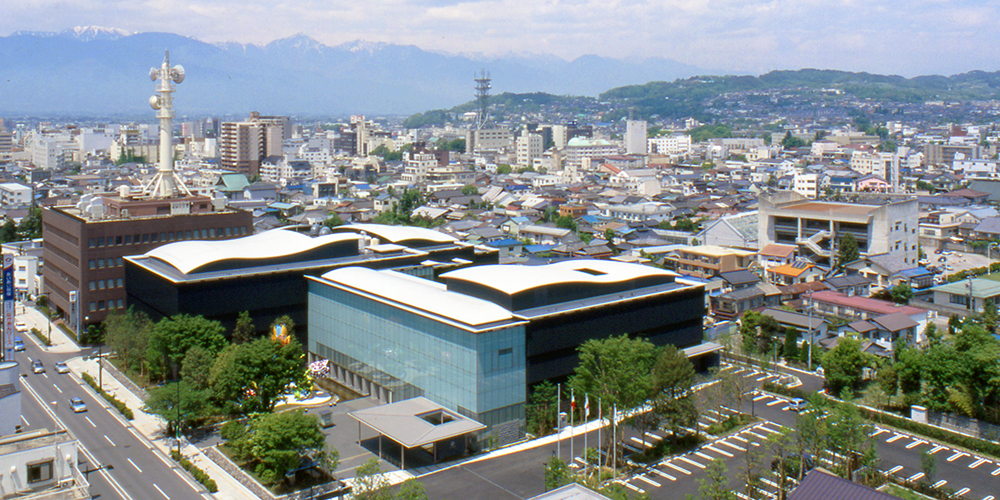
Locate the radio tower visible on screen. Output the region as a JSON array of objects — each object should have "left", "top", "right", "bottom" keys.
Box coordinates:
[
  {"left": 474, "top": 69, "right": 491, "bottom": 130},
  {"left": 145, "top": 50, "right": 192, "bottom": 199}
]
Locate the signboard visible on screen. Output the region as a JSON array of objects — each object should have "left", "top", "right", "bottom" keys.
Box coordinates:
[{"left": 3, "top": 254, "right": 13, "bottom": 353}]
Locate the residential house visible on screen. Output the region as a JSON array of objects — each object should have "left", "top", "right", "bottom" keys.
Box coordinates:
[
  {"left": 757, "top": 243, "right": 797, "bottom": 271},
  {"left": 767, "top": 261, "right": 824, "bottom": 286},
  {"left": 839, "top": 312, "right": 919, "bottom": 354},
  {"left": 710, "top": 282, "right": 782, "bottom": 320},
  {"left": 664, "top": 245, "right": 757, "bottom": 279},
  {"left": 822, "top": 274, "right": 872, "bottom": 297},
  {"left": 805, "top": 290, "right": 929, "bottom": 345},
  {"left": 696, "top": 211, "right": 759, "bottom": 249},
  {"left": 761, "top": 307, "right": 830, "bottom": 345},
  {"left": 930, "top": 278, "right": 1000, "bottom": 314}
]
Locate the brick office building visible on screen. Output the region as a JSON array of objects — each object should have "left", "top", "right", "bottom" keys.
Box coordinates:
[{"left": 43, "top": 194, "right": 252, "bottom": 331}]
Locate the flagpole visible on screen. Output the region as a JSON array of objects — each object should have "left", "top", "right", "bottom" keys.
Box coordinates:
[
  {"left": 612, "top": 404, "right": 617, "bottom": 479},
  {"left": 556, "top": 383, "right": 561, "bottom": 460},
  {"left": 570, "top": 388, "right": 575, "bottom": 464},
  {"left": 584, "top": 393, "right": 588, "bottom": 471},
  {"left": 598, "top": 397, "right": 603, "bottom": 468}
]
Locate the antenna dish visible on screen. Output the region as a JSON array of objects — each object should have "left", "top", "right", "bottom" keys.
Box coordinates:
[
  {"left": 149, "top": 95, "right": 162, "bottom": 110},
  {"left": 170, "top": 65, "right": 185, "bottom": 84},
  {"left": 149, "top": 68, "right": 158, "bottom": 81}
]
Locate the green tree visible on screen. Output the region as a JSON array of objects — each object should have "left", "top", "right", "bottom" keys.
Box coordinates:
[
  {"left": 322, "top": 213, "right": 345, "bottom": 229},
  {"left": 232, "top": 311, "right": 255, "bottom": 344},
  {"left": 460, "top": 184, "right": 478, "bottom": 196},
  {"left": 397, "top": 479, "right": 429, "bottom": 500},
  {"left": 144, "top": 381, "right": 216, "bottom": 434},
  {"left": 211, "top": 336, "right": 305, "bottom": 414},
  {"left": 783, "top": 326, "right": 799, "bottom": 360},
  {"left": 920, "top": 450, "right": 936, "bottom": 485},
  {"left": 836, "top": 233, "right": 860, "bottom": 269},
  {"left": 555, "top": 215, "right": 578, "bottom": 232},
  {"left": 698, "top": 459, "right": 735, "bottom": 500},
  {"left": 603, "top": 228, "right": 616, "bottom": 242},
  {"left": 543, "top": 456, "right": 571, "bottom": 491},
  {"left": 16, "top": 205, "right": 43, "bottom": 240},
  {"left": 496, "top": 164, "right": 512, "bottom": 175},
  {"left": 180, "top": 346, "right": 216, "bottom": 390},
  {"left": 651, "top": 345, "right": 698, "bottom": 443},
  {"left": 740, "top": 310, "right": 781, "bottom": 354},
  {"left": 0, "top": 219, "right": 16, "bottom": 243},
  {"left": 526, "top": 380, "right": 558, "bottom": 436},
  {"left": 149, "top": 314, "right": 227, "bottom": 379},
  {"left": 353, "top": 458, "right": 392, "bottom": 500},
  {"left": 103, "top": 308, "right": 154, "bottom": 376},
  {"left": 781, "top": 132, "right": 807, "bottom": 148},
  {"left": 888, "top": 283, "right": 913, "bottom": 304},
  {"left": 226, "top": 410, "right": 336, "bottom": 486},
  {"left": 821, "top": 337, "right": 869, "bottom": 396}
]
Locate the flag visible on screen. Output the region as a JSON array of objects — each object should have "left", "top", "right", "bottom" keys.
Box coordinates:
[
  {"left": 571, "top": 391, "right": 576, "bottom": 411},
  {"left": 584, "top": 394, "right": 590, "bottom": 419}
]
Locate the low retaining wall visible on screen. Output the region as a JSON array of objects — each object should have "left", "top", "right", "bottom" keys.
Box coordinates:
[{"left": 98, "top": 358, "right": 150, "bottom": 401}]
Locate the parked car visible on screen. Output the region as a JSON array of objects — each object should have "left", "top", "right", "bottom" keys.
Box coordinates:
[
  {"left": 31, "top": 360, "right": 44, "bottom": 374},
  {"left": 54, "top": 361, "right": 69, "bottom": 374},
  {"left": 69, "top": 397, "right": 87, "bottom": 413},
  {"left": 14, "top": 322, "right": 27, "bottom": 333},
  {"left": 12, "top": 337, "right": 24, "bottom": 352},
  {"left": 787, "top": 398, "right": 807, "bottom": 412}
]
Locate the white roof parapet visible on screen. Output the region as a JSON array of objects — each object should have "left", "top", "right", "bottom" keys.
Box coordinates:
[
  {"left": 332, "top": 223, "right": 457, "bottom": 245},
  {"left": 145, "top": 229, "right": 359, "bottom": 275},
  {"left": 441, "top": 259, "right": 678, "bottom": 296}
]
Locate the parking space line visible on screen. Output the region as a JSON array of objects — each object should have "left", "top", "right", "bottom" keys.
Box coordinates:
[
  {"left": 991, "top": 467, "right": 1000, "bottom": 476},
  {"left": 929, "top": 445, "right": 947, "bottom": 454},
  {"left": 907, "top": 472, "right": 924, "bottom": 482},
  {"left": 947, "top": 452, "right": 968, "bottom": 462},
  {"left": 651, "top": 468, "right": 675, "bottom": 481},
  {"left": 705, "top": 445, "right": 733, "bottom": 457},
  {"left": 695, "top": 451, "right": 715, "bottom": 461},
  {"left": 731, "top": 435, "right": 748, "bottom": 443},
  {"left": 747, "top": 431, "right": 768, "bottom": 440},
  {"left": 720, "top": 440, "right": 746, "bottom": 452},
  {"left": 954, "top": 487, "right": 970, "bottom": 496},
  {"left": 645, "top": 431, "right": 664, "bottom": 441},
  {"left": 931, "top": 480, "right": 947, "bottom": 489},
  {"left": 905, "top": 439, "right": 927, "bottom": 449},
  {"left": 702, "top": 414, "right": 719, "bottom": 423},
  {"left": 766, "top": 399, "right": 785, "bottom": 406},
  {"left": 886, "top": 434, "right": 906, "bottom": 443},
  {"left": 870, "top": 429, "right": 889, "bottom": 437},
  {"left": 635, "top": 475, "right": 660, "bottom": 488},
  {"left": 622, "top": 482, "right": 643, "bottom": 494},
  {"left": 697, "top": 422, "right": 710, "bottom": 429},
  {"left": 758, "top": 426, "right": 781, "bottom": 434},
  {"left": 982, "top": 495, "right": 995, "bottom": 500},
  {"left": 631, "top": 437, "right": 654, "bottom": 448},
  {"left": 664, "top": 462, "right": 691, "bottom": 475},
  {"left": 970, "top": 458, "right": 989, "bottom": 469},
  {"left": 753, "top": 394, "right": 769, "bottom": 401},
  {"left": 678, "top": 456, "right": 706, "bottom": 469},
  {"left": 20, "top": 415, "right": 28, "bottom": 426},
  {"left": 886, "top": 465, "right": 903, "bottom": 474}
]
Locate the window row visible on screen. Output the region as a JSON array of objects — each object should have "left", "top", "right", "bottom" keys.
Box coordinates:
[
  {"left": 87, "top": 226, "right": 249, "bottom": 248},
  {"left": 89, "top": 299, "right": 124, "bottom": 312},
  {"left": 88, "top": 278, "right": 124, "bottom": 290},
  {"left": 88, "top": 257, "right": 124, "bottom": 269}
]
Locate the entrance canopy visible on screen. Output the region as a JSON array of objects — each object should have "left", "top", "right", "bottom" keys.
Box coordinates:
[{"left": 349, "top": 397, "right": 485, "bottom": 449}]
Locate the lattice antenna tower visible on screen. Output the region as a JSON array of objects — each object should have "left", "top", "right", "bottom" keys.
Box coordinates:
[{"left": 474, "top": 69, "right": 491, "bottom": 130}]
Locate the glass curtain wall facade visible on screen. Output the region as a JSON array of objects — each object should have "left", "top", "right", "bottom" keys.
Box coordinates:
[{"left": 309, "top": 281, "right": 526, "bottom": 443}]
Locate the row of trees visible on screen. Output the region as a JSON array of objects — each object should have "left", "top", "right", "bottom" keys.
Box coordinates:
[
  {"left": 0, "top": 205, "right": 42, "bottom": 243},
  {"left": 104, "top": 309, "right": 307, "bottom": 429}
]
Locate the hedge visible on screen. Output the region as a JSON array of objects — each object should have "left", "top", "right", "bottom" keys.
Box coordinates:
[
  {"left": 171, "top": 450, "right": 219, "bottom": 493},
  {"left": 81, "top": 372, "right": 134, "bottom": 420},
  {"left": 762, "top": 381, "right": 1000, "bottom": 459}
]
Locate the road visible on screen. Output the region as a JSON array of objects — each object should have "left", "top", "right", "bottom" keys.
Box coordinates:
[
  {"left": 421, "top": 362, "right": 1000, "bottom": 500},
  {"left": 13, "top": 322, "right": 208, "bottom": 500}
]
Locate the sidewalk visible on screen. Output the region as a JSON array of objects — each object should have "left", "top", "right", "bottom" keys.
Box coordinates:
[{"left": 17, "top": 302, "right": 259, "bottom": 499}]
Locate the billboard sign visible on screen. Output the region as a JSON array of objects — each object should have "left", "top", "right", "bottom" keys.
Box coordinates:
[{"left": 3, "top": 254, "right": 13, "bottom": 353}]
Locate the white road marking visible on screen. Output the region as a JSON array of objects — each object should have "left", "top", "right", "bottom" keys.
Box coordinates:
[
  {"left": 907, "top": 472, "right": 924, "bottom": 482},
  {"left": 20, "top": 415, "right": 29, "bottom": 426},
  {"left": 664, "top": 462, "right": 691, "bottom": 475},
  {"left": 947, "top": 452, "right": 968, "bottom": 462},
  {"left": 622, "top": 482, "right": 643, "bottom": 493},
  {"left": 905, "top": 439, "right": 927, "bottom": 449},
  {"left": 752, "top": 394, "right": 769, "bottom": 401},
  {"left": 153, "top": 483, "right": 170, "bottom": 499},
  {"left": 766, "top": 399, "right": 785, "bottom": 406},
  {"left": 720, "top": 440, "right": 746, "bottom": 452},
  {"left": 635, "top": 475, "right": 660, "bottom": 488},
  {"left": 85, "top": 416, "right": 96, "bottom": 428},
  {"left": 870, "top": 429, "right": 889, "bottom": 437},
  {"left": 631, "top": 436, "right": 654, "bottom": 448},
  {"left": 886, "top": 434, "right": 906, "bottom": 443},
  {"left": 758, "top": 426, "right": 780, "bottom": 434},
  {"left": 756, "top": 374, "right": 777, "bottom": 382},
  {"left": 970, "top": 458, "right": 989, "bottom": 469},
  {"left": 705, "top": 445, "right": 733, "bottom": 457},
  {"left": 651, "top": 468, "right": 675, "bottom": 481},
  {"left": 128, "top": 458, "right": 143, "bottom": 473},
  {"left": 748, "top": 431, "right": 768, "bottom": 440},
  {"left": 992, "top": 467, "right": 1000, "bottom": 476},
  {"left": 982, "top": 496, "right": 995, "bottom": 500},
  {"left": 52, "top": 384, "right": 62, "bottom": 393},
  {"left": 954, "top": 488, "right": 970, "bottom": 496},
  {"left": 886, "top": 465, "right": 903, "bottom": 474},
  {"left": 695, "top": 451, "right": 715, "bottom": 461},
  {"left": 104, "top": 434, "right": 115, "bottom": 447},
  {"left": 678, "top": 456, "right": 706, "bottom": 469},
  {"left": 731, "top": 435, "right": 748, "bottom": 443},
  {"left": 929, "top": 445, "right": 947, "bottom": 454},
  {"left": 931, "top": 480, "right": 947, "bottom": 489}
]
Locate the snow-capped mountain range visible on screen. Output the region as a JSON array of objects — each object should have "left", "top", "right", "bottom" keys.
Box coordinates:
[{"left": 0, "top": 27, "right": 712, "bottom": 116}]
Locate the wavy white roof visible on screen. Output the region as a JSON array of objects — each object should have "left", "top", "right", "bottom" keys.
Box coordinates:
[
  {"left": 319, "top": 267, "right": 517, "bottom": 328},
  {"left": 332, "top": 223, "right": 456, "bottom": 245},
  {"left": 441, "top": 259, "right": 677, "bottom": 295},
  {"left": 146, "top": 229, "right": 359, "bottom": 275}
]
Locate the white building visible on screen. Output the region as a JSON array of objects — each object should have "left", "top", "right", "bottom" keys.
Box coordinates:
[
  {"left": 850, "top": 151, "right": 899, "bottom": 191},
  {"left": 0, "top": 429, "right": 89, "bottom": 499},
  {"left": 565, "top": 137, "right": 619, "bottom": 169},
  {"left": 30, "top": 133, "right": 76, "bottom": 170},
  {"left": 0, "top": 183, "right": 31, "bottom": 206},
  {"left": 793, "top": 172, "right": 820, "bottom": 199},
  {"left": 14, "top": 255, "right": 38, "bottom": 299},
  {"left": 625, "top": 120, "right": 647, "bottom": 155},
  {"left": 402, "top": 152, "right": 438, "bottom": 185},
  {"left": 648, "top": 134, "right": 692, "bottom": 155},
  {"left": 516, "top": 133, "right": 543, "bottom": 167}
]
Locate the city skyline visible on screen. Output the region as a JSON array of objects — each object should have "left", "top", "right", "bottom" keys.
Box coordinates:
[{"left": 3, "top": 0, "right": 998, "bottom": 78}]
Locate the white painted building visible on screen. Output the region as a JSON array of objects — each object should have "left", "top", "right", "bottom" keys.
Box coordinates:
[
  {"left": 793, "top": 172, "right": 820, "bottom": 199},
  {"left": 625, "top": 120, "right": 647, "bottom": 155},
  {"left": 564, "top": 137, "right": 619, "bottom": 169},
  {"left": 648, "top": 134, "right": 692, "bottom": 155},
  {"left": 14, "top": 255, "right": 38, "bottom": 299},
  {"left": 516, "top": 133, "right": 543, "bottom": 167},
  {"left": 0, "top": 183, "right": 31, "bottom": 207}
]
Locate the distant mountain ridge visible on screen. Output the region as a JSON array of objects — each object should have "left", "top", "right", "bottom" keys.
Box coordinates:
[{"left": 0, "top": 27, "right": 711, "bottom": 116}]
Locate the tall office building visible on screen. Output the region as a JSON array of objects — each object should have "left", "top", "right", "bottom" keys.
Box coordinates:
[
  {"left": 219, "top": 112, "right": 289, "bottom": 176},
  {"left": 625, "top": 120, "right": 648, "bottom": 155}
]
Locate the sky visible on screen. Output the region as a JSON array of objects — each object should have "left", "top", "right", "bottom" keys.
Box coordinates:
[{"left": 4, "top": 0, "right": 1000, "bottom": 77}]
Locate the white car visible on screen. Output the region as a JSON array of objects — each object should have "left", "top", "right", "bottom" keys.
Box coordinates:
[
  {"left": 69, "top": 397, "right": 87, "bottom": 413},
  {"left": 54, "top": 361, "right": 70, "bottom": 374}
]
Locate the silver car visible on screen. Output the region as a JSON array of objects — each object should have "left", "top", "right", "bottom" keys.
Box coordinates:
[
  {"left": 69, "top": 397, "right": 87, "bottom": 413},
  {"left": 54, "top": 361, "right": 70, "bottom": 374}
]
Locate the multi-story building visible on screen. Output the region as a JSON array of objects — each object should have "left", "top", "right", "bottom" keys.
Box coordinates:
[
  {"left": 42, "top": 194, "right": 252, "bottom": 331},
  {"left": 402, "top": 152, "right": 438, "bottom": 185},
  {"left": 757, "top": 191, "right": 919, "bottom": 266},
  {"left": 0, "top": 183, "right": 32, "bottom": 206},
  {"left": 792, "top": 172, "right": 819, "bottom": 199},
  {"left": 850, "top": 150, "right": 899, "bottom": 191},
  {"left": 307, "top": 259, "right": 709, "bottom": 444},
  {"left": 30, "top": 132, "right": 76, "bottom": 170},
  {"left": 664, "top": 245, "right": 757, "bottom": 279},
  {"left": 564, "top": 137, "right": 619, "bottom": 169},
  {"left": 648, "top": 134, "right": 692, "bottom": 155},
  {"left": 625, "top": 120, "right": 647, "bottom": 155},
  {"left": 466, "top": 127, "right": 513, "bottom": 153},
  {"left": 219, "top": 121, "right": 264, "bottom": 176},
  {"left": 516, "top": 133, "right": 543, "bottom": 167}
]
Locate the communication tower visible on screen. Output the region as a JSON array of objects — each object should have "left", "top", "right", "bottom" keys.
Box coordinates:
[
  {"left": 145, "top": 50, "right": 192, "bottom": 199},
  {"left": 474, "top": 69, "right": 491, "bottom": 130}
]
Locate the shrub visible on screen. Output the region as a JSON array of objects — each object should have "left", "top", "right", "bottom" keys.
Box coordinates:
[
  {"left": 171, "top": 450, "right": 219, "bottom": 493},
  {"left": 81, "top": 372, "right": 133, "bottom": 420}
]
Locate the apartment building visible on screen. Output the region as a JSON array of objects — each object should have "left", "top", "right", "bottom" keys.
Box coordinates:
[{"left": 664, "top": 244, "right": 756, "bottom": 279}]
